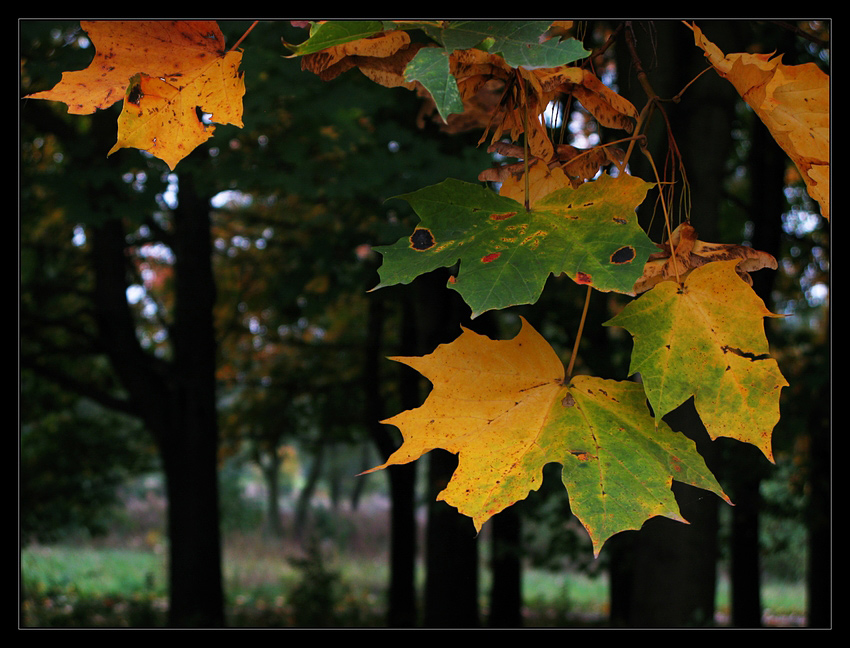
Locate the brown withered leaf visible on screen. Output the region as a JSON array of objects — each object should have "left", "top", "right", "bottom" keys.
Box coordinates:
[
  {"left": 301, "top": 30, "right": 416, "bottom": 86},
  {"left": 479, "top": 156, "right": 572, "bottom": 205},
  {"left": 633, "top": 222, "right": 777, "bottom": 294},
  {"left": 420, "top": 48, "right": 638, "bottom": 163},
  {"left": 479, "top": 141, "right": 625, "bottom": 201}
]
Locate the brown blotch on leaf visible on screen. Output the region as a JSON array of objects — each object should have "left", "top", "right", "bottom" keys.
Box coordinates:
[
  {"left": 481, "top": 252, "right": 501, "bottom": 263},
  {"left": 610, "top": 245, "right": 636, "bottom": 264},
  {"left": 490, "top": 211, "right": 516, "bottom": 221},
  {"left": 127, "top": 83, "right": 144, "bottom": 105},
  {"left": 575, "top": 271, "right": 593, "bottom": 285},
  {"left": 409, "top": 228, "right": 435, "bottom": 251}
]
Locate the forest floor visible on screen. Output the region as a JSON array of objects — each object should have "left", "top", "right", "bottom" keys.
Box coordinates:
[{"left": 20, "top": 479, "right": 807, "bottom": 628}]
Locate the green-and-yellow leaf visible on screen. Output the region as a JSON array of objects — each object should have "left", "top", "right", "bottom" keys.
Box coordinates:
[{"left": 605, "top": 259, "right": 787, "bottom": 461}]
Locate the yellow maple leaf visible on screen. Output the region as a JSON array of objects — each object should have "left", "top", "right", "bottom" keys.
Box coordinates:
[
  {"left": 688, "top": 22, "right": 829, "bottom": 220},
  {"left": 362, "top": 317, "right": 729, "bottom": 555},
  {"left": 26, "top": 21, "right": 245, "bottom": 170}
]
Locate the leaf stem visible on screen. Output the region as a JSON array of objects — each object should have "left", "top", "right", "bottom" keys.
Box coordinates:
[
  {"left": 229, "top": 21, "right": 259, "bottom": 52},
  {"left": 641, "top": 145, "right": 682, "bottom": 283},
  {"left": 566, "top": 285, "right": 592, "bottom": 379}
]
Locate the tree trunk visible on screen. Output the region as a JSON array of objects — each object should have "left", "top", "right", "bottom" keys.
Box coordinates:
[
  {"left": 261, "top": 452, "right": 284, "bottom": 537},
  {"left": 90, "top": 163, "right": 225, "bottom": 627},
  {"left": 424, "top": 450, "right": 480, "bottom": 628},
  {"left": 364, "top": 290, "right": 418, "bottom": 627},
  {"left": 156, "top": 172, "right": 225, "bottom": 627},
  {"left": 488, "top": 504, "right": 523, "bottom": 627},
  {"left": 608, "top": 20, "right": 741, "bottom": 626}
]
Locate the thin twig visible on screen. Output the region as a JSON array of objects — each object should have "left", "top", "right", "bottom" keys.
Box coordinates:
[
  {"left": 566, "top": 285, "right": 593, "bottom": 380},
  {"left": 229, "top": 21, "right": 259, "bottom": 52}
]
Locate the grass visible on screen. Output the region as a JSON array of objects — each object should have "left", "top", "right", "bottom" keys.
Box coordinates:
[
  {"left": 19, "top": 486, "right": 807, "bottom": 627},
  {"left": 21, "top": 536, "right": 807, "bottom": 627}
]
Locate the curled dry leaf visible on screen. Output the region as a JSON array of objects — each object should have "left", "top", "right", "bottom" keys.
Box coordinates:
[
  {"left": 689, "top": 22, "right": 829, "bottom": 220},
  {"left": 479, "top": 141, "right": 625, "bottom": 194},
  {"left": 301, "top": 30, "right": 419, "bottom": 87},
  {"left": 633, "top": 222, "right": 777, "bottom": 295}
]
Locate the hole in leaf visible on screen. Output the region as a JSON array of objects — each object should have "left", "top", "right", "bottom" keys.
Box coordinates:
[{"left": 127, "top": 83, "right": 144, "bottom": 105}]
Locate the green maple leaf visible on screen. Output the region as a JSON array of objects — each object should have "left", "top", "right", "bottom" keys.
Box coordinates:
[
  {"left": 404, "top": 48, "right": 465, "bottom": 123},
  {"left": 437, "top": 21, "right": 590, "bottom": 69},
  {"left": 282, "top": 21, "right": 385, "bottom": 56},
  {"left": 605, "top": 260, "right": 788, "bottom": 461},
  {"left": 372, "top": 174, "right": 656, "bottom": 317}
]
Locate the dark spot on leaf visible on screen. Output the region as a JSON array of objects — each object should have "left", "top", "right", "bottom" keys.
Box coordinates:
[
  {"left": 127, "top": 83, "right": 144, "bottom": 105},
  {"left": 610, "top": 245, "right": 636, "bottom": 264},
  {"left": 613, "top": 217, "right": 627, "bottom": 224},
  {"left": 575, "top": 271, "right": 593, "bottom": 284},
  {"left": 481, "top": 252, "right": 501, "bottom": 263},
  {"left": 561, "top": 393, "right": 575, "bottom": 407},
  {"left": 409, "top": 228, "right": 435, "bottom": 251}
]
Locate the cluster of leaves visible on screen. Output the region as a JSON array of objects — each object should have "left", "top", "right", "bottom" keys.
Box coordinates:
[{"left": 25, "top": 20, "right": 828, "bottom": 556}]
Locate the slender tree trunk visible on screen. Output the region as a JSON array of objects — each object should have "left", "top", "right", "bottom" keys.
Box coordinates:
[
  {"left": 424, "top": 450, "right": 480, "bottom": 628},
  {"left": 261, "top": 453, "right": 284, "bottom": 537},
  {"left": 365, "top": 290, "right": 418, "bottom": 627},
  {"left": 295, "top": 443, "right": 324, "bottom": 539},
  {"left": 489, "top": 504, "right": 523, "bottom": 627}
]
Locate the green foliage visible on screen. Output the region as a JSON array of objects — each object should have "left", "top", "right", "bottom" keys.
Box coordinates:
[
  {"left": 285, "top": 538, "right": 366, "bottom": 627},
  {"left": 373, "top": 174, "right": 655, "bottom": 317},
  {"left": 21, "top": 383, "right": 155, "bottom": 544}
]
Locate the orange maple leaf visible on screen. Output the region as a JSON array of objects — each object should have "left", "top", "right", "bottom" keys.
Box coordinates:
[
  {"left": 688, "top": 22, "right": 829, "bottom": 220},
  {"left": 26, "top": 21, "right": 245, "bottom": 170}
]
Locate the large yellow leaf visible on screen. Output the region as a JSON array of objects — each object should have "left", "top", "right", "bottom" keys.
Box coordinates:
[
  {"left": 688, "top": 23, "right": 829, "bottom": 220},
  {"left": 606, "top": 260, "right": 788, "bottom": 461},
  {"left": 362, "top": 317, "right": 729, "bottom": 556},
  {"left": 26, "top": 21, "right": 245, "bottom": 170}
]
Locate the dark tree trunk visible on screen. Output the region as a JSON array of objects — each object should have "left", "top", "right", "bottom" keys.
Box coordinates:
[
  {"left": 364, "top": 290, "right": 418, "bottom": 627},
  {"left": 163, "top": 174, "right": 224, "bottom": 627},
  {"left": 424, "top": 450, "right": 480, "bottom": 628},
  {"left": 488, "top": 504, "right": 523, "bottom": 627},
  {"left": 608, "top": 20, "right": 742, "bottom": 626},
  {"left": 411, "top": 271, "right": 484, "bottom": 628},
  {"left": 90, "top": 164, "right": 225, "bottom": 627}
]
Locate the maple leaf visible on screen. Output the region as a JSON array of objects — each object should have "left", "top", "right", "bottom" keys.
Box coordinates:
[
  {"left": 362, "top": 317, "right": 730, "bottom": 556},
  {"left": 605, "top": 259, "right": 788, "bottom": 461},
  {"left": 26, "top": 21, "right": 245, "bottom": 170},
  {"left": 688, "top": 22, "right": 829, "bottom": 220},
  {"left": 372, "top": 174, "right": 656, "bottom": 317}
]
